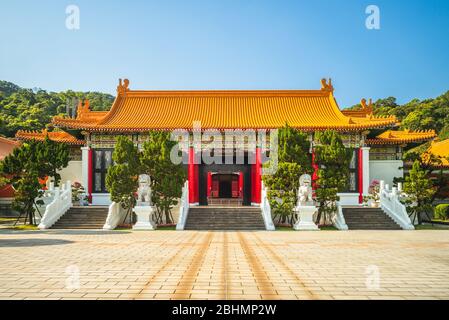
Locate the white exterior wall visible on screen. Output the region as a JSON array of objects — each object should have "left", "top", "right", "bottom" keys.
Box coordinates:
[
  {"left": 92, "top": 193, "right": 111, "bottom": 206},
  {"left": 81, "top": 147, "right": 89, "bottom": 193},
  {"left": 58, "top": 160, "right": 82, "bottom": 185},
  {"left": 369, "top": 160, "right": 403, "bottom": 187},
  {"left": 361, "top": 147, "right": 370, "bottom": 197},
  {"left": 337, "top": 193, "right": 359, "bottom": 206}
]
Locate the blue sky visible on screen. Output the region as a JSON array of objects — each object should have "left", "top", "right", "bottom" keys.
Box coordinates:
[{"left": 1, "top": 0, "right": 448, "bottom": 107}]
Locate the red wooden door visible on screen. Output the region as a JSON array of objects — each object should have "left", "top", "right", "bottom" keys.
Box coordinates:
[
  {"left": 211, "top": 179, "right": 219, "bottom": 198},
  {"left": 231, "top": 179, "right": 239, "bottom": 198}
]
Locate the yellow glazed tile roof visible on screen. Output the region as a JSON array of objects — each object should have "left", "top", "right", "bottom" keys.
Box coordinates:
[
  {"left": 366, "top": 129, "right": 436, "bottom": 145},
  {"left": 15, "top": 130, "right": 84, "bottom": 145},
  {"left": 424, "top": 139, "right": 449, "bottom": 168},
  {"left": 52, "top": 79, "right": 397, "bottom": 132}
]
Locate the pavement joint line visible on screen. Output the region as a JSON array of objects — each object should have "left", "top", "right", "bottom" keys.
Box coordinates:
[
  {"left": 171, "top": 232, "right": 214, "bottom": 299},
  {"left": 131, "top": 232, "right": 200, "bottom": 299}
]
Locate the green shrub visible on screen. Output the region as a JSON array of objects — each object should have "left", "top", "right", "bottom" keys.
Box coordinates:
[{"left": 434, "top": 204, "right": 449, "bottom": 220}]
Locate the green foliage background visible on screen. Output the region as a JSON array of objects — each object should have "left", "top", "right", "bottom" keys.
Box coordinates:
[
  {"left": 0, "top": 80, "right": 114, "bottom": 137},
  {"left": 347, "top": 91, "right": 449, "bottom": 140}
]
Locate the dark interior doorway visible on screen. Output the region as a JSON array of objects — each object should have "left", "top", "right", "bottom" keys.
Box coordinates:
[{"left": 217, "top": 175, "right": 233, "bottom": 198}]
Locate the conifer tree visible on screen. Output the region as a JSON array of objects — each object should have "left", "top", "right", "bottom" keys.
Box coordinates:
[
  {"left": 263, "top": 125, "right": 312, "bottom": 224},
  {"left": 403, "top": 160, "right": 436, "bottom": 224},
  {"left": 141, "top": 131, "right": 186, "bottom": 224},
  {"left": 105, "top": 136, "right": 140, "bottom": 224},
  {"left": 314, "top": 130, "right": 352, "bottom": 225},
  {"left": 0, "top": 138, "right": 69, "bottom": 224}
]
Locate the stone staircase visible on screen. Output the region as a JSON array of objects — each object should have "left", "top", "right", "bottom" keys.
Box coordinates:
[
  {"left": 184, "top": 206, "right": 266, "bottom": 230},
  {"left": 342, "top": 207, "right": 402, "bottom": 230},
  {"left": 51, "top": 206, "right": 109, "bottom": 229}
]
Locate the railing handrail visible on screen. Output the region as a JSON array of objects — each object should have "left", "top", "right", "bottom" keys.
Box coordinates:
[
  {"left": 379, "top": 181, "right": 414, "bottom": 230},
  {"left": 333, "top": 202, "right": 348, "bottom": 230},
  {"left": 176, "top": 180, "right": 189, "bottom": 230},
  {"left": 38, "top": 180, "right": 72, "bottom": 229},
  {"left": 260, "top": 181, "right": 275, "bottom": 231}
]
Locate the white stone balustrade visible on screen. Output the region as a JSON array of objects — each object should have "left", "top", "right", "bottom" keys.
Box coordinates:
[
  {"left": 379, "top": 180, "right": 414, "bottom": 230},
  {"left": 38, "top": 180, "right": 72, "bottom": 229},
  {"left": 260, "top": 182, "right": 275, "bottom": 231},
  {"left": 176, "top": 181, "right": 190, "bottom": 230}
]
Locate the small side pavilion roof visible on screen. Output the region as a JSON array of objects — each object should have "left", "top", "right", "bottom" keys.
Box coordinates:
[
  {"left": 52, "top": 79, "right": 397, "bottom": 132},
  {"left": 0, "top": 136, "right": 20, "bottom": 161},
  {"left": 366, "top": 129, "right": 436, "bottom": 145},
  {"left": 15, "top": 130, "right": 84, "bottom": 145},
  {"left": 424, "top": 139, "right": 449, "bottom": 168}
]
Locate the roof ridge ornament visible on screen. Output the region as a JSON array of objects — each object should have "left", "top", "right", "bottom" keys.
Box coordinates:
[
  {"left": 77, "top": 99, "right": 91, "bottom": 119},
  {"left": 117, "top": 78, "right": 130, "bottom": 94},
  {"left": 320, "top": 78, "right": 334, "bottom": 92},
  {"left": 360, "top": 98, "right": 373, "bottom": 116}
]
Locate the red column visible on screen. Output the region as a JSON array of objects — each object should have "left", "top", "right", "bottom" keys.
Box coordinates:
[
  {"left": 207, "top": 172, "right": 212, "bottom": 198},
  {"left": 251, "top": 148, "right": 262, "bottom": 204},
  {"left": 238, "top": 172, "right": 243, "bottom": 198},
  {"left": 311, "top": 149, "right": 319, "bottom": 191},
  {"left": 188, "top": 147, "right": 199, "bottom": 204},
  {"left": 358, "top": 148, "right": 363, "bottom": 204},
  {"left": 87, "top": 148, "right": 93, "bottom": 203}
]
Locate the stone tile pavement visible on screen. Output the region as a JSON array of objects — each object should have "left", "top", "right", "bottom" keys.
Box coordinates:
[{"left": 0, "top": 229, "right": 449, "bottom": 300}]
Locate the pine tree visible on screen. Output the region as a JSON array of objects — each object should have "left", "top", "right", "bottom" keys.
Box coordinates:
[
  {"left": 403, "top": 160, "right": 436, "bottom": 224},
  {"left": 314, "top": 130, "right": 352, "bottom": 225},
  {"left": 105, "top": 136, "right": 140, "bottom": 224},
  {"left": 262, "top": 125, "right": 312, "bottom": 224},
  {"left": 0, "top": 139, "right": 69, "bottom": 224},
  {"left": 140, "top": 131, "right": 186, "bottom": 224}
]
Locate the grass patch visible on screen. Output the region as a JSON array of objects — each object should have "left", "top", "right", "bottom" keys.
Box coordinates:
[
  {"left": 415, "top": 224, "right": 449, "bottom": 230},
  {"left": 276, "top": 226, "right": 294, "bottom": 231},
  {"left": 319, "top": 225, "right": 338, "bottom": 231},
  {"left": 0, "top": 217, "right": 16, "bottom": 225},
  {"left": 156, "top": 225, "right": 176, "bottom": 231},
  {"left": 7, "top": 225, "right": 39, "bottom": 231},
  {"left": 275, "top": 225, "right": 338, "bottom": 231}
]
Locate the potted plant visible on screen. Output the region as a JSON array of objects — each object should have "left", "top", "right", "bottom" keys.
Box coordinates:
[
  {"left": 367, "top": 179, "right": 380, "bottom": 207},
  {"left": 71, "top": 182, "right": 87, "bottom": 206}
]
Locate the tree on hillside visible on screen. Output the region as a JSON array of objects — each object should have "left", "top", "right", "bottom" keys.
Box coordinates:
[
  {"left": 140, "top": 131, "right": 186, "bottom": 224},
  {"left": 106, "top": 136, "right": 141, "bottom": 225},
  {"left": 314, "top": 130, "right": 352, "bottom": 226},
  {"left": 0, "top": 139, "right": 69, "bottom": 225},
  {"left": 346, "top": 91, "right": 449, "bottom": 136},
  {"left": 263, "top": 125, "right": 312, "bottom": 225},
  {"left": 403, "top": 160, "right": 436, "bottom": 224},
  {"left": 0, "top": 80, "right": 114, "bottom": 137}
]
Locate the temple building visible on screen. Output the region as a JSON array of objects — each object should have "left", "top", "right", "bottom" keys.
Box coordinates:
[{"left": 15, "top": 79, "right": 437, "bottom": 207}]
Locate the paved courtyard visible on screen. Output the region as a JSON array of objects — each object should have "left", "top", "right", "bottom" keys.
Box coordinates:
[{"left": 0, "top": 229, "right": 449, "bottom": 300}]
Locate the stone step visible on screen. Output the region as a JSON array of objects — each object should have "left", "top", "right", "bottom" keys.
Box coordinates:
[
  {"left": 185, "top": 206, "right": 265, "bottom": 230},
  {"left": 50, "top": 206, "right": 109, "bottom": 229},
  {"left": 342, "top": 207, "right": 401, "bottom": 230}
]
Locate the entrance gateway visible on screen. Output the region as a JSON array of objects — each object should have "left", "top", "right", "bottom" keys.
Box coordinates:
[{"left": 189, "top": 150, "right": 262, "bottom": 206}]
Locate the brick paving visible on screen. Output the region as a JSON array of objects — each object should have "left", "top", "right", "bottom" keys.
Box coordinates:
[{"left": 0, "top": 229, "right": 449, "bottom": 300}]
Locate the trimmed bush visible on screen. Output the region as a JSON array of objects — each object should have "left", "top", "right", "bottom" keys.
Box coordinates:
[{"left": 434, "top": 204, "right": 449, "bottom": 220}]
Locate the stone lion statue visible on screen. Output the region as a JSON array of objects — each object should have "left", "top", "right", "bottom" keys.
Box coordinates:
[
  {"left": 137, "top": 174, "right": 152, "bottom": 206},
  {"left": 297, "top": 174, "right": 313, "bottom": 206}
]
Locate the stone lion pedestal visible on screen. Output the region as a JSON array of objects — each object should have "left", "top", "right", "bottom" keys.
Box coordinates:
[
  {"left": 293, "top": 173, "right": 320, "bottom": 231},
  {"left": 293, "top": 205, "right": 319, "bottom": 230},
  {"left": 133, "top": 205, "right": 156, "bottom": 230}
]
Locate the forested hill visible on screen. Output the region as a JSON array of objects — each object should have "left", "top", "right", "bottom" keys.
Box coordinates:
[
  {"left": 0, "top": 80, "right": 114, "bottom": 137},
  {"left": 347, "top": 91, "right": 449, "bottom": 140},
  {"left": 1, "top": 80, "right": 449, "bottom": 140}
]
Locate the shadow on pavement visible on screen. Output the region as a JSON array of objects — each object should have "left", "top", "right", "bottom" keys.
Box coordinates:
[
  {"left": 0, "top": 229, "right": 131, "bottom": 235},
  {"left": 0, "top": 238, "right": 74, "bottom": 247}
]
